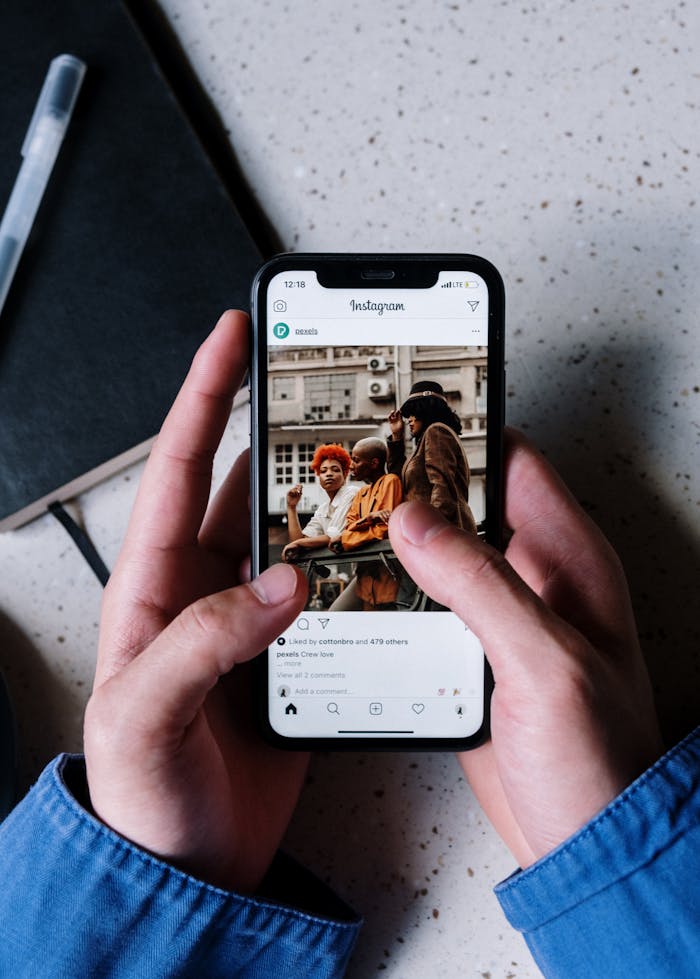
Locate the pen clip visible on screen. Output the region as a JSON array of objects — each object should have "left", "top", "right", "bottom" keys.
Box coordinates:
[{"left": 22, "top": 54, "right": 86, "bottom": 157}]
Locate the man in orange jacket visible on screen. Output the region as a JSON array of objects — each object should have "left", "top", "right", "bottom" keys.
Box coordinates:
[{"left": 328, "top": 437, "right": 403, "bottom": 609}]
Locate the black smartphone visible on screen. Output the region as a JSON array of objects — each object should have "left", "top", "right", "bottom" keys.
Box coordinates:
[{"left": 251, "top": 254, "right": 504, "bottom": 750}]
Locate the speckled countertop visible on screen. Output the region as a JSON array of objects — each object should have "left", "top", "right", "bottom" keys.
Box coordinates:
[{"left": 1, "top": 1, "right": 698, "bottom": 976}]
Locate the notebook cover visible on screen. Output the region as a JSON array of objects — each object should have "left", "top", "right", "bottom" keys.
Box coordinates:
[{"left": 0, "top": 0, "right": 262, "bottom": 529}]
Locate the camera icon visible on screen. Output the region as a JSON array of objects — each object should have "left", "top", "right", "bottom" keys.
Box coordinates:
[{"left": 272, "top": 299, "right": 287, "bottom": 312}]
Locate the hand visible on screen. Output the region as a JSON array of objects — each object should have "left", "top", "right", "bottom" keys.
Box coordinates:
[
  {"left": 282, "top": 542, "right": 301, "bottom": 562},
  {"left": 387, "top": 409, "right": 404, "bottom": 440},
  {"left": 84, "top": 311, "right": 309, "bottom": 893},
  {"left": 389, "top": 429, "right": 663, "bottom": 868},
  {"left": 328, "top": 536, "right": 343, "bottom": 553},
  {"left": 286, "top": 484, "right": 302, "bottom": 508},
  {"left": 349, "top": 511, "right": 387, "bottom": 532},
  {"left": 347, "top": 517, "right": 370, "bottom": 532}
]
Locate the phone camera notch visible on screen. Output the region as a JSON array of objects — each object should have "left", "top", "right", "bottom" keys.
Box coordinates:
[{"left": 360, "top": 269, "right": 395, "bottom": 280}]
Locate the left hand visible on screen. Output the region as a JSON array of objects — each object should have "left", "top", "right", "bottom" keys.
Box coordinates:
[
  {"left": 84, "top": 311, "right": 309, "bottom": 893},
  {"left": 282, "top": 541, "right": 301, "bottom": 562},
  {"left": 348, "top": 510, "right": 391, "bottom": 533},
  {"left": 328, "top": 536, "right": 343, "bottom": 552},
  {"left": 370, "top": 509, "right": 391, "bottom": 526}
]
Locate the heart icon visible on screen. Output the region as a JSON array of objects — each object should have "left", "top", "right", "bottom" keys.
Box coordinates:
[{"left": 411, "top": 703, "right": 425, "bottom": 714}]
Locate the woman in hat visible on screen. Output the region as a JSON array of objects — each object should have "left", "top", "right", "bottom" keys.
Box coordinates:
[{"left": 387, "top": 381, "right": 477, "bottom": 533}]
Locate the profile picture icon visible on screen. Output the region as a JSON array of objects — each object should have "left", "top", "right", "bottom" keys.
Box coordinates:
[{"left": 273, "top": 322, "right": 290, "bottom": 339}]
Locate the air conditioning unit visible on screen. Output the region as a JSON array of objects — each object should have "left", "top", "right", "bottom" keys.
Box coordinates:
[
  {"left": 367, "top": 355, "right": 388, "bottom": 372},
  {"left": 368, "top": 378, "right": 394, "bottom": 399}
]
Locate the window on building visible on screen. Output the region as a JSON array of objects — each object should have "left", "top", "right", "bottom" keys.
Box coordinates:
[
  {"left": 298, "top": 443, "right": 316, "bottom": 484},
  {"left": 304, "top": 373, "right": 355, "bottom": 421},
  {"left": 273, "top": 443, "right": 319, "bottom": 486},
  {"left": 272, "top": 376, "right": 296, "bottom": 401},
  {"left": 475, "top": 366, "right": 488, "bottom": 414},
  {"left": 274, "top": 444, "right": 294, "bottom": 485}
]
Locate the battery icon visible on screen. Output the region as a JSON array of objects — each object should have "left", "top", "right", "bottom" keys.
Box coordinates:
[{"left": 465, "top": 280, "right": 479, "bottom": 288}]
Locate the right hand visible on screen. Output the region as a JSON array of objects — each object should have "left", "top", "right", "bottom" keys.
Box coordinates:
[
  {"left": 282, "top": 542, "right": 300, "bottom": 562},
  {"left": 387, "top": 409, "right": 404, "bottom": 440},
  {"left": 389, "top": 429, "right": 664, "bottom": 869},
  {"left": 286, "top": 484, "right": 303, "bottom": 508}
]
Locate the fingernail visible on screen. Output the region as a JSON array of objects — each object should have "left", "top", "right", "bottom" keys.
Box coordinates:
[
  {"left": 250, "top": 564, "right": 298, "bottom": 605},
  {"left": 396, "top": 502, "right": 447, "bottom": 546}
]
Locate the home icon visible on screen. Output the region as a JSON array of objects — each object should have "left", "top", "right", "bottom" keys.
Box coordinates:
[{"left": 285, "top": 703, "right": 298, "bottom": 715}]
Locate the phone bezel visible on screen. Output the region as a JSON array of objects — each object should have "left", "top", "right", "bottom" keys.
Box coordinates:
[{"left": 250, "top": 253, "right": 504, "bottom": 751}]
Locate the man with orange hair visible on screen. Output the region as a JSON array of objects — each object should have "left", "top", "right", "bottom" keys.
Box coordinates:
[{"left": 282, "top": 444, "right": 358, "bottom": 562}]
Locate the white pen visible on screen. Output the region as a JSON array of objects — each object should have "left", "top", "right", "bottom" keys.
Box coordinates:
[{"left": 0, "top": 54, "right": 86, "bottom": 318}]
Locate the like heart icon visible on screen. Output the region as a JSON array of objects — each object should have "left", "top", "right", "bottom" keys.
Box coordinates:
[{"left": 411, "top": 703, "right": 425, "bottom": 714}]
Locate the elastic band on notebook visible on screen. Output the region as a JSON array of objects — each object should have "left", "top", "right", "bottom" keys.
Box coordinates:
[{"left": 48, "top": 502, "right": 110, "bottom": 587}]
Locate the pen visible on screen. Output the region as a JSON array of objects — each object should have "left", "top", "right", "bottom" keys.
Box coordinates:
[{"left": 0, "top": 54, "right": 86, "bottom": 318}]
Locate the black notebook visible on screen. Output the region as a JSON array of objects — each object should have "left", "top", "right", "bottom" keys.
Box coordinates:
[{"left": 0, "top": 0, "right": 263, "bottom": 530}]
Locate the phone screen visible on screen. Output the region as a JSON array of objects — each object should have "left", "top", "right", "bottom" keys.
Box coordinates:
[{"left": 251, "top": 255, "right": 503, "bottom": 748}]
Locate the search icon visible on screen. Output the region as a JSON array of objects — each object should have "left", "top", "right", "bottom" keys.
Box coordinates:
[{"left": 327, "top": 702, "right": 340, "bottom": 715}]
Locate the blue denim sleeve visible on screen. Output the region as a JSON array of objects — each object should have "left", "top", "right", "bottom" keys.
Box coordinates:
[
  {"left": 495, "top": 726, "right": 700, "bottom": 978},
  {"left": 0, "top": 755, "right": 361, "bottom": 978}
]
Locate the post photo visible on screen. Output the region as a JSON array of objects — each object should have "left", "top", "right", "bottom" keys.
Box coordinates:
[{"left": 266, "top": 341, "right": 488, "bottom": 611}]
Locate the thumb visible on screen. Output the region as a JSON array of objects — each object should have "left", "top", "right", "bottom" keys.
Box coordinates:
[
  {"left": 87, "top": 564, "right": 307, "bottom": 743},
  {"left": 389, "top": 502, "right": 569, "bottom": 686}
]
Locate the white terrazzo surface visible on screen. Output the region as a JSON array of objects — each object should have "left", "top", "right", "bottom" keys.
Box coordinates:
[{"left": 1, "top": 1, "right": 699, "bottom": 976}]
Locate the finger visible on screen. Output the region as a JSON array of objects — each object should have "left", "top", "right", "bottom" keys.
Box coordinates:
[
  {"left": 503, "top": 428, "right": 614, "bottom": 584},
  {"left": 389, "top": 502, "right": 570, "bottom": 683},
  {"left": 90, "top": 564, "right": 306, "bottom": 739},
  {"left": 199, "top": 448, "right": 251, "bottom": 559},
  {"left": 502, "top": 428, "right": 578, "bottom": 530},
  {"left": 123, "top": 310, "right": 249, "bottom": 555},
  {"left": 502, "top": 430, "right": 637, "bottom": 649}
]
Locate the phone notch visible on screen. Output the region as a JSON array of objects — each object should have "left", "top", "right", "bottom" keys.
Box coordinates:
[{"left": 360, "top": 268, "right": 395, "bottom": 280}]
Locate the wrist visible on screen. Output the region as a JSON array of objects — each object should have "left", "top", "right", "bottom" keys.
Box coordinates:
[{"left": 68, "top": 756, "right": 275, "bottom": 894}]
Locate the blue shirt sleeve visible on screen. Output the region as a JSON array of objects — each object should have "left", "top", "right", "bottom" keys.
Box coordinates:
[
  {"left": 0, "top": 754, "right": 361, "bottom": 978},
  {"left": 495, "top": 725, "right": 700, "bottom": 978}
]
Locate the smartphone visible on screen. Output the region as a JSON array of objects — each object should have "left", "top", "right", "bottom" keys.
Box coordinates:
[{"left": 251, "top": 254, "right": 504, "bottom": 750}]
